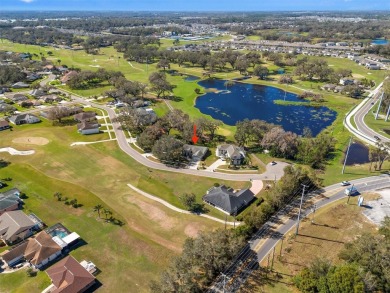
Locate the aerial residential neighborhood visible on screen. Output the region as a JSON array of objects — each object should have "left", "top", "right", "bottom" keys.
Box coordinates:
[{"left": 0, "top": 2, "right": 390, "bottom": 293}]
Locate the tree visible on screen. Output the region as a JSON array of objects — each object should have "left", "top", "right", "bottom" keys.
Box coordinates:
[
  {"left": 278, "top": 74, "right": 293, "bottom": 84},
  {"left": 261, "top": 127, "right": 299, "bottom": 159},
  {"left": 179, "top": 193, "right": 196, "bottom": 210},
  {"left": 93, "top": 204, "right": 103, "bottom": 218},
  {"left": 150, "top": 229, "right": 244, "bottom": 291},
  {"left": 149, "top": 72, "right": 174, "bottom": 98},
  {"left": 46, "top": 106, "right": 71, "bottom": 123},
  {"left": 379, "top": 216, "right": 390, "bottom": 239},
  {"left": 195, "top": 117, "right": 222, "bottom": 141},
  {"left": 234, "top": 57, "right": 250, "bottom": 75},
  {"left": 253, "top": 65, "right": 269, "bottom": 80},
  {"left": 156, "top": 59, "right": 170, "bottom": 71},
  {"left": 53, "top": 192, "right": 62, "bottom": 201},
  {"left": 152, "top": 135, "right": 184, "bottom": 164},
  {"left": 137, "top": 123, "right": 163, "bottom": 152},
  {"left": 369, "top": 141, "right": 390, "bottom": 170},
  {"left": 103, "top": 208, "right": 112, "bottom": 221}
]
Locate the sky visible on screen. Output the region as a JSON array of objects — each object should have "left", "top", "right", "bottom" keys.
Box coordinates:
[{"left": 1, "top": 0, "right": 390, "bottom": 11}]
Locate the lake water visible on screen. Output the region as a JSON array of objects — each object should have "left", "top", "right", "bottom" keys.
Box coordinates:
[
  {"left": 372, "top": 39, "right": 389, "bottom": 45},
  {"left": 345, "top": 142, "right": 370, "bottom": 165},
  {"left": 195, "top": 79, "right": 337, "bottom": 136},
  {"left": 185, "top": 75, "right": 200, "bottom": 81}
]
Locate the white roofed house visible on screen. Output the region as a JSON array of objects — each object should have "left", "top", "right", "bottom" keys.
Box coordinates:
[
  {"left": 9, "top": 113, "right": 40, "bottom": 125},
  {"left": 216, "top": 144, "right": 246, "bottom": 166},
  {"left": 77, "top": 121, "right": 100, "bottom": 135}
]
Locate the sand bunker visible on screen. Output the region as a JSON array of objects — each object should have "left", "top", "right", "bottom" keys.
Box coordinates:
[{"left": 12, "top": 137, "right": 49, "bottom": 146}]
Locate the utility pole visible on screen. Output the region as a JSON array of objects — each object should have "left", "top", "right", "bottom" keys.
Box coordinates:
[
  {"left": 375, "top": 92, "right": 384, "bottom": 120},
  {"left": 295, "top": 184, "right": 307, "bottom": 236},
  {"left": 386, "top": 104, "right": 390, "bottom": 122},
  {"left": 342, "top": 136, "right": 353, "bottom": 174},
  {"left": 271, "top": 247, "right": 276, "bottom": 271},
  {"left": 280, "top": 236, "right": 284, "bottom": 257}
]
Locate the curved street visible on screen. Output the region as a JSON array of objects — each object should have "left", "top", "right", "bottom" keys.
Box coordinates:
[{"left": 345, "top": 79, "right": 389, "bottom": 145}]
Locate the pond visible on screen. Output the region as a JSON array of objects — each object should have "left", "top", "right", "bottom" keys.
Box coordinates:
[
  {"left": 345, "top": 142, "right": 370, "bottom": 166},
  {"left": 372, "top": 39, "right": 389, "bottom": 45},
  {"left": 185, "top": 75, "right": 200, "bottom": 82},
  {"left": 195, "top": 79, "right": 337, "bottom": 136}
]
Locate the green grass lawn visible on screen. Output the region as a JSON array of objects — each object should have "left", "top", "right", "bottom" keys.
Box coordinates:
[
  {"left": 1, "top": 120, "right": 244, "bottom": 292},
  {"left": 364, "top": 111, "right": 390, "bottom": 139}
]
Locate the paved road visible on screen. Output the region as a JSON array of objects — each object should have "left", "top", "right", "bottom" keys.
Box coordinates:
[
  {"left": 354, "top": 82, "right": 390, "bottom": 143},
  {"left": 345, "top": 79, "right": 389, "bottom": 145},
  {"left": 208, "top": 175, "right": 390, "bottom": 293}
]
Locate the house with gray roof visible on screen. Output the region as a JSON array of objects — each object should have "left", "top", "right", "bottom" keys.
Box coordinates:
[
  {"left": 0, "top": 188, "right": 22, "bottom": 216},
  {"left": 77, "top": 121, "right": 100, "bottom": 135},
  {"left": 203, "top": 185, "right": 255, "bottom": 215},
  {"left": 11, "top": 82, "right": 29, "bottom": 89},
  {"left": 0, "top": 211, "right": 35, "bottom": 244},
  {"left": 216, "top": 144, "right": 246, "bottom": 165},
  {"left": 9, "top": 113, "right": 40, "bottom": 125},
  {"left": 183, "top": 144, "right": 208, "bottom": 161}
]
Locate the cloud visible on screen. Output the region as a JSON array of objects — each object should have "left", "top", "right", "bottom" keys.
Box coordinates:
[{"left": 20, "top": 0, "right": 34, "bottom": 3}]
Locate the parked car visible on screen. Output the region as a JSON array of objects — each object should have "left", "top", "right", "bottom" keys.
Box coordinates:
[
  {"left": 341, "top": 181, "right": 350, "bottom": 186},
  {"left": 270, "top": 161, "right": 277, "bottom": 166}
]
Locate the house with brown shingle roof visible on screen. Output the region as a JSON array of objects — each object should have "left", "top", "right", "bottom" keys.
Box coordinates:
[
  {"left": 1, "top": 231, "right": 62, "bottom": 269},
  {"left": 46, "top": 255, "right": 96, "bottom": 293}
]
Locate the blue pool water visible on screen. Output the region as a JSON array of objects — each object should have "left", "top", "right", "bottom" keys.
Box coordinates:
[{"left": 372, "top": 39, "right": 389, "bottom": 45}]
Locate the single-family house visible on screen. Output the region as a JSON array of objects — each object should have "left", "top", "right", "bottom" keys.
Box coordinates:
[
  {"left": 216, "top": 144, "right": 246, "bottom": 165},
  {"left": 0, "top": 211, "right": 35, "bottom": 244},
  {"left": 60, "top": 71, "right": 77, "bottom": 84},
  {"left": 26, "top": 73, "right": 41, "bottom": 83},
  {"left": 0, "top": 188, "right": 22, "bottom": 216},
  {"left": 0, "top": 120, "right": 10, "bottom": 131},
  {"left": 339, "top": 78, "right": 355, "bottom": 86},
  {"left": 134, "top": 108, "right": 158, "bottom": 125},
  {"left": 9, "top": 94, "right": 28, "bottom": 102},
  {"left": 77, "top": 121, "right": 100, "bottom": 135},
  {"left": 9, "top": 113, "right": 40, "bottom": 125},
  {"left": 30, "top": 89, "right": 46, "bottom": 98},
  {"left": 45, "top": 255, "right": 96, "bottom": 293},
  {"left": 334, "top": 85, "right": 345, "bottom": 93},
  {"left": 203, "top": 185, "right": 255, "bottom": 215},
  {"left": 321, "top": 84, "right": 336, "bottom": 91},
  {"left": 74, "top": 111, "right": 97, "bottom": 122},
  {"left": 1, "top": 231, "right": 62, "bottom": 269},
  {"left": 11, "top": 82, "right": 30, "bottom": 89},
  {"left": 183, "top": 144, "right": 208, "bottom": 161},
  {"left": 367, "top": 64, "right": 381, "bottom": 70}
]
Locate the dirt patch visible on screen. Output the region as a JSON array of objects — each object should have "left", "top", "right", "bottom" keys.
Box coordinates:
[
  {"left": 128, "top": 196, "right": 177, "bottom": 230},
  {"left": 12, "top": 137, "right": 49, "bottom": 146},
  {"left": 184, "top": 223, "right": 203, "bottom": 237},
  {"left": 352, "top": 73, "right": 365, "bottom": 79}
]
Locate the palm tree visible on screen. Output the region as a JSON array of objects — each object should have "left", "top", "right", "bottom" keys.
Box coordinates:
[
  {"left": 103, "top": 208, "right": 112, "bottom": 221},
  {"left": 93, "top": 204, "right": 103, "bottom": 218}
]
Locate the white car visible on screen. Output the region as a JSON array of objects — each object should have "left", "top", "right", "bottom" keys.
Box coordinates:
[{"left": 341, "top": 181, "right": 350, "bottom": 186}]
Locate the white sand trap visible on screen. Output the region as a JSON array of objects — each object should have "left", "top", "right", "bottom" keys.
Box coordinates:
[
  {"left": 12, "top": 137, "right": 49, "bottom": 146},
  {"left": 0, "top": 147, "right": 35, "bottom": 155},
  {"left": 89, "top": 65, "right": 101, "bottom": 68},
  {"left": 362, "top": 189, "right": 390, "bottom": 225}
]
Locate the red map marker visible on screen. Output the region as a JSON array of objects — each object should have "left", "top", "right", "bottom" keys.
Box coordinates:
[{"left": 192, "top": 124, "right": 199, "bottom": 144}]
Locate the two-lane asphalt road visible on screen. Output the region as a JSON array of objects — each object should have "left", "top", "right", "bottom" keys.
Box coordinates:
[{"left": 208, "top": 175, "right": 390, "bottom": 292}]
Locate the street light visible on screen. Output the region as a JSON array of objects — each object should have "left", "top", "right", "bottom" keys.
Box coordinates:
[
  {"left": 295, "top": 184, "right": 307, "bottom": 236},
  {"left": 342, "top": 136, "right": 353, "bottom": 174}
]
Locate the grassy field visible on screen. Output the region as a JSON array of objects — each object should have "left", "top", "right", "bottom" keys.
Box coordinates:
[
  {"left": 0, "top": 120, "right": 251, "bottom": 292},
  {"left": 364, "top": 111, "right": 390, "bottom": 139},
  {"left": 241, "top": 193, "right": 379, "bottom": 293}
]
